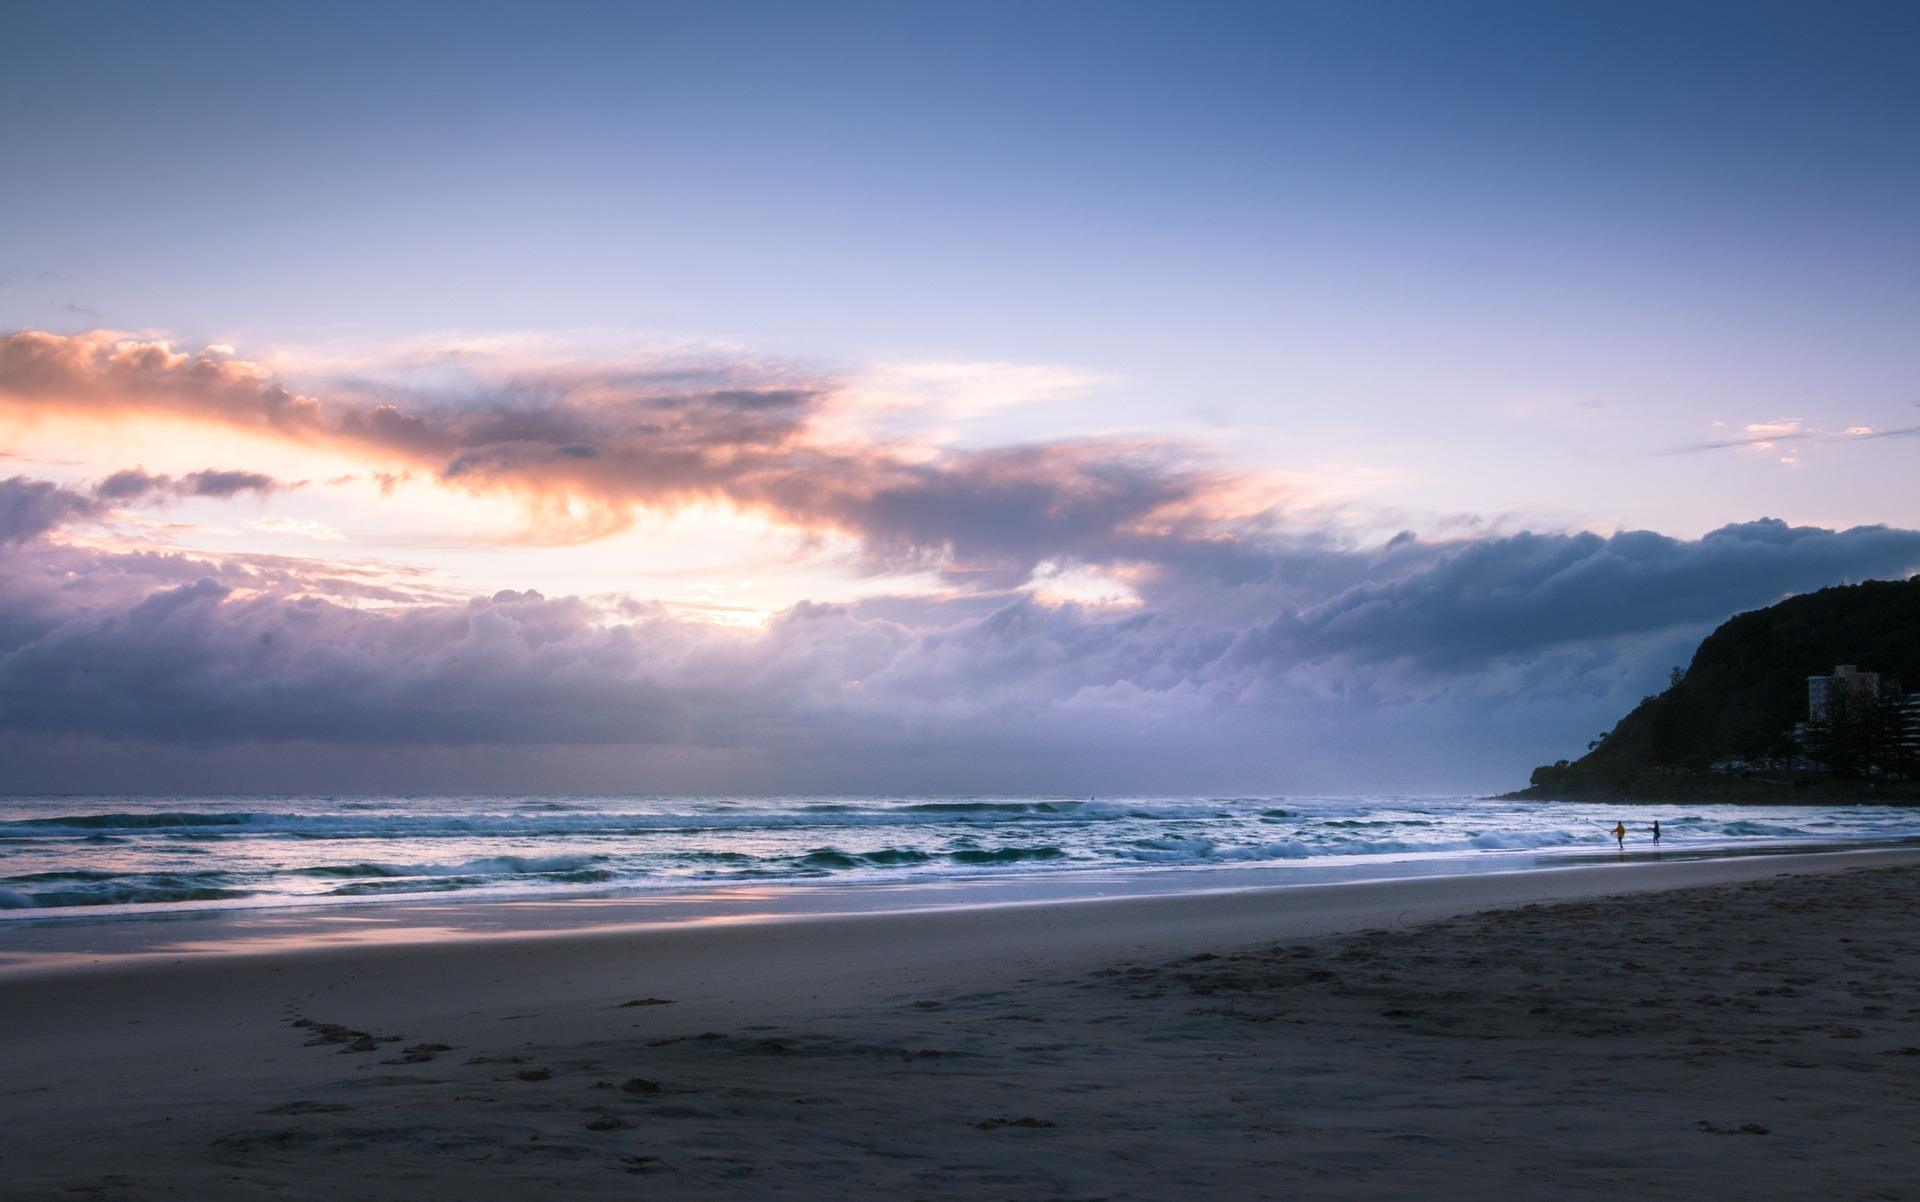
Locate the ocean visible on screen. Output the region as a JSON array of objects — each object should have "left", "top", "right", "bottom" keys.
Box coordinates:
[{"left": 3, "top": 793, "right": 1918, "bottom": 920}]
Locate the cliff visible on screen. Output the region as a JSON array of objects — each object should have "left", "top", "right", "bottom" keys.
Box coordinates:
[{"left": 1506, "top": 575, "right": 1920, "bottom": 802}]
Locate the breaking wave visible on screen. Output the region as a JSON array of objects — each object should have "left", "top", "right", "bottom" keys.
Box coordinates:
[
  {"left": 0, "top": 871, "right": 253, "bottom": 908},
  {"left": 3, "top": 794, "right": 1916, "bottom": 917}
]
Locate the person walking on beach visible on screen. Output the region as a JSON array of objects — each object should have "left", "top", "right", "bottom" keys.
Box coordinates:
[
  {"left": 1611, "top": 821, "right": 1626, "bottom": 848},
  {"left": 1651, "top": 820, "right": 1661, "bottom": 844}
]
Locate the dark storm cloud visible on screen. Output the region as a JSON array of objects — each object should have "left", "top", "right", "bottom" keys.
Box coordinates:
[
  {"left": 1233, "top": 519, "right": 1920, "bottom": 673},
  {"left": 1, "top": 492, "right": 1915, "bottom": 793}
]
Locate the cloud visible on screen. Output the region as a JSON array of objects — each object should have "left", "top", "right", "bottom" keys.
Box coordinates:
[
  {"left": 248, "top": 515, "right": 346, "bottom": 541},
  {"left": 94, "top": 467, "right": 285, "bottom": 503},
  {"left": 0, "top": 466, "right": 289, "bottom": 545},
  {"left": 1, "top": 486, "right": 1915, "bottom": 792},
  {"left": 0, "top": 477, "right": 99, "bottom": 544},
  {"left": 1661, "top": 419, "right": 1920, "bottom": 456},
  {"left": 1228, "top": 519, "right": 1920, "bottom": 677},
  {"left": 5, "top": 329, "right": 1918, "bottom": 791},
  {"left": 835, "top": 360, "right": 1107, "bottom": 432},
  {"left": 0, "top": 330, "right": 1260, "bottom": 577},
  {"left": 180, "top": 469, "right": 283, "bottom": 497}
]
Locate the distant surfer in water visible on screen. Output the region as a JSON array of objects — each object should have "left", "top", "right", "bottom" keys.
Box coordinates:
[
  {"left": 1611, "top": 822, "right": 1626, "bottom": 848},
  {"left": 1651, "top": 820, "right": 1661, "bottom": 844}
]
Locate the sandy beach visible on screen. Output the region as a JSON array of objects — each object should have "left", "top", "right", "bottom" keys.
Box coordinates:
[{"left": 3, "top": 848, "right": 1919, "bottom": 1200}]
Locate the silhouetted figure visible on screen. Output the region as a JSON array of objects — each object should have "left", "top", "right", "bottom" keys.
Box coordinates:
[
  {"left": 1651, "top": 820, "right": 1661, "bottom": 844},
  {"left": 1611, "top": 822, "right": 1626, "bottom": 848}
]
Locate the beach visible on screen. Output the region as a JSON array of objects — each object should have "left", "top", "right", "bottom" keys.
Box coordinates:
[{"left": 2, "top": 847, "right": 1918, "bottom": 1199}]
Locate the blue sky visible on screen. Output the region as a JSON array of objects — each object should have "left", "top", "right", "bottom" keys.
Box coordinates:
[
  {"left": 7, "top": 1, "right": 1918, "bottom": 533},
  {"left": 1, "top": 1, "right": 1916, "bottom": 792}
]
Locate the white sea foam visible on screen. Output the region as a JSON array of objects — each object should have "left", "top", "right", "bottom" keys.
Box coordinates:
[{"left": 2, "top": 794, "right": 1916, "bottom": 918}]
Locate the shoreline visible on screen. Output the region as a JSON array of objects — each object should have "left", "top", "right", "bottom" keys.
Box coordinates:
[
  {"left": 3, "top": 846, "right": 1917, "bottom": 1199},
  {"left": 12, "top": 793, "right": 1920, "bottom": 925},
  {"left": 3, "top": 839, "right": 1916, "bottom": 975},
  {"left": 5, "top": 845, "right": 1917, "bottom": 991}
]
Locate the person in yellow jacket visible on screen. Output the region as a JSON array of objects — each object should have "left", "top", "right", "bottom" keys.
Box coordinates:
[{"left": 1611, "top": 822, "right": 1626, "bottom": 848}]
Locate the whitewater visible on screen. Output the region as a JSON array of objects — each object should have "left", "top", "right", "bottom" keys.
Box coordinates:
[{"left": 3, "top": 794, "right": 1918, "bottom": 919}]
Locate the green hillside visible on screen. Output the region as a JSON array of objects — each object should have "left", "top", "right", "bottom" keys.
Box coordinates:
[{"left": 1509, "top": 576, "right": 1920, "bottom": 801}]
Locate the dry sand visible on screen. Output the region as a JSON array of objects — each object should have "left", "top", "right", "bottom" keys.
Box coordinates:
[{"left": 3, "top": 848, "right": 1919, "bottom": 1200}]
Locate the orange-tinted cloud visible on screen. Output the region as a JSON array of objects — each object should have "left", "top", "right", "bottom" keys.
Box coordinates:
[{"left": 0, "top": 330, "right": 1268, "bottom": 581}]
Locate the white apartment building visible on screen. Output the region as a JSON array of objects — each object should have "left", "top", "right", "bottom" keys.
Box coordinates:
[
  {"left": 1801, "top": 664, "right": 1920, "bottom": 765},
  {"left": 1807, "top": 664, "right": 1881, "bottom": 718}
]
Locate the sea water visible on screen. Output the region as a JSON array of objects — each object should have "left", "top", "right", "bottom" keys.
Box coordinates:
[{"left": 3, "top": 794, "right": 1917, "bottom": 920}]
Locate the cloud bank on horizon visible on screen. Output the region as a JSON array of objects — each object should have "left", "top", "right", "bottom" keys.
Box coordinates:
[{"left": 3, "top": 330, "right": 1917, "bottom": 795}]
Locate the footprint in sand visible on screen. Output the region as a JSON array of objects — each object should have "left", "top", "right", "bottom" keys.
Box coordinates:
[
  {"left": 584, "top": 1115, "right": 632, "bottom": 1131},
  {"left": 383, "top": 1041, "right": 454, "bottom": 1065},
  {"left": 260, "top": 1101, "right": 355, "bottom": 1115}
]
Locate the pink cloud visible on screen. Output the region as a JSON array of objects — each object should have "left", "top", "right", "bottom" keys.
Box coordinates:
[{"left": 0, "top": 330, "right": 1274, "bottom": 583}]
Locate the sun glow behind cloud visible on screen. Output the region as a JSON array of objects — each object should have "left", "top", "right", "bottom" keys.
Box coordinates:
[
  {"left": 1024, "top": 560, "right": 1144, "bottom": 610},
  {"left": 4, "top": 328, "right": 1919, "bottom": 795},
  {"left": 4, "top": 412, "right": 969, "bottom": 624},
  {"left": 0, "top": 332, "right": 1236, "bottom": 623}
]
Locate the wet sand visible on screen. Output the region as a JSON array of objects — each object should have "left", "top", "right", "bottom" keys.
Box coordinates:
[{"left": 2, "top": 848, "right": 1918, "bottom": 1200}]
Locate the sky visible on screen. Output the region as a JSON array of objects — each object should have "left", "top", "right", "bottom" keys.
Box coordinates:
[{"left": 1, "top": 0, "right": 1916, "bottom": 795}]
